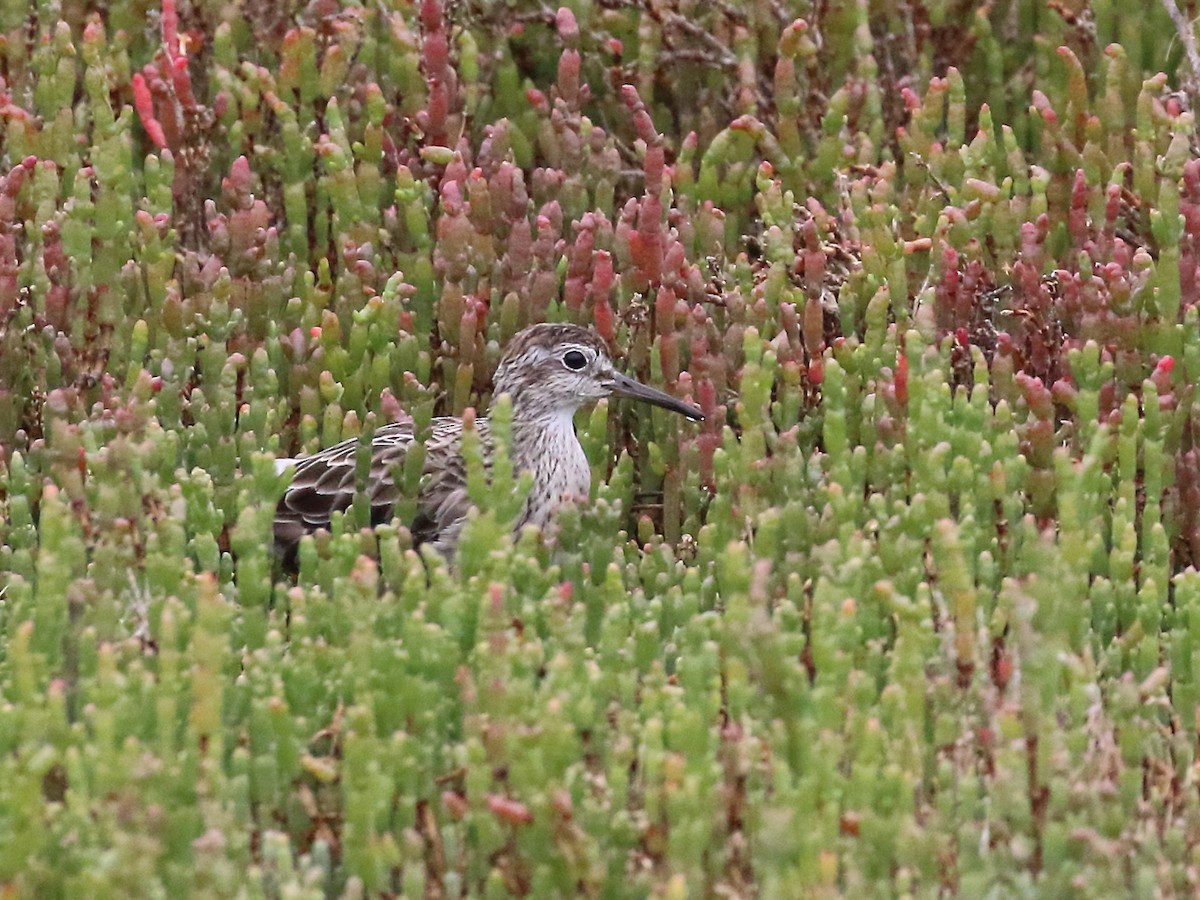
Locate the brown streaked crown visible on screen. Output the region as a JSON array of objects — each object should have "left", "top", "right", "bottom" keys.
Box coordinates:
[{"left": 500, "top": 322, "right": 610, "bottom": 358}]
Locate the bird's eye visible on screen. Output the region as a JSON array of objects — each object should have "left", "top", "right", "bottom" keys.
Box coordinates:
[{"left": 562, "top": 349, "right": 588, "bottom": 371}]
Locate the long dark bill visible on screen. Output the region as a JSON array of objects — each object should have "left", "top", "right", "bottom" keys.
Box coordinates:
[{"left": 610, "top": 371, "right": 705, "bottom": 422}]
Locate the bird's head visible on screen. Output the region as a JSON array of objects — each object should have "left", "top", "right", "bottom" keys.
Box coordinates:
[{"left": 491, "top": 323, "right": 704, "bottom": 422}]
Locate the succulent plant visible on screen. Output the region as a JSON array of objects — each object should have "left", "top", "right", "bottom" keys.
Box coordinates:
[{"left": 2, "top": 0, "right": 1200, "bottom": 894}]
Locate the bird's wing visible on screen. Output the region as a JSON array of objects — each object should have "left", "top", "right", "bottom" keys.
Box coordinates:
[
  {"left": 409, "top": 418, "right": 479, "bottom": 552},
  {"left": 273, "top": 421, "right": 417, "bottom": 550}
]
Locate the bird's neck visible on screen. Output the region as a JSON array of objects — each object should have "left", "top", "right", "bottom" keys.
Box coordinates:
[
  {"left": 486, "top": 403, "right": 578, "bottom": 463},
  {"left": 509, "top": 405, "right": 577, "bottom": 439},
  {"left": 488, "top": 388, "right": 573, "bottom": 430},
  {"left": 486, "top": 398, "right": 591, "bottom": 527}
]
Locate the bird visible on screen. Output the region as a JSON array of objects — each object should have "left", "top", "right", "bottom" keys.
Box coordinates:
[{"left": 273, "top": 322, "right": 704, "bottom": 560}]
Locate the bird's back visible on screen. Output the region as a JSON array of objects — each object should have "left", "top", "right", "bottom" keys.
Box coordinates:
[{"left": 274, "top": 417, "right": 480, "bottom": 558}]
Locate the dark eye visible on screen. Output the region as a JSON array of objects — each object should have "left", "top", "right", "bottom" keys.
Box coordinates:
[{"left": 562, "top": 349, "right": 588, "bottom": 371}]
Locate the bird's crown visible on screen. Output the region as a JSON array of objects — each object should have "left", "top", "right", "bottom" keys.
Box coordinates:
[{"left": 499, "top": 323, "right": 610, "bottom": 363}]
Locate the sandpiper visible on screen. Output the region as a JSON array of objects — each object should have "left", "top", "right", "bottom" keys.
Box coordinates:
[{"left": 273, "top": 323, "right": 704, "bottom": 559}]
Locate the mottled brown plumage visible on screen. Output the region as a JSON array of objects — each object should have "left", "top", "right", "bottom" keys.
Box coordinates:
[{"left": 273, "top": 323, "right": 703, "bottom": 559}]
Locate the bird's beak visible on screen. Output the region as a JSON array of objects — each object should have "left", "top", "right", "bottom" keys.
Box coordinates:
[{"left": 610, "top": 371, "right": 705, "bottom": 422}]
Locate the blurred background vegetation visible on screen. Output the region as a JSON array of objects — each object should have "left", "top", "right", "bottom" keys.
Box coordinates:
[{"left": 2, "top": 0, "right": 1200, "bottom": 895}]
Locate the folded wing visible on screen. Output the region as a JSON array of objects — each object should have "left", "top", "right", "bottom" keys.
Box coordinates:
[{"left": 273, "top": 418, "right": 479, "bottom": 558}]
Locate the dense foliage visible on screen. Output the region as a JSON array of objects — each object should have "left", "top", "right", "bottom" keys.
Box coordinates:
[{"left": 2, "top": 0, "right": 1200, "bottom": 895}]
